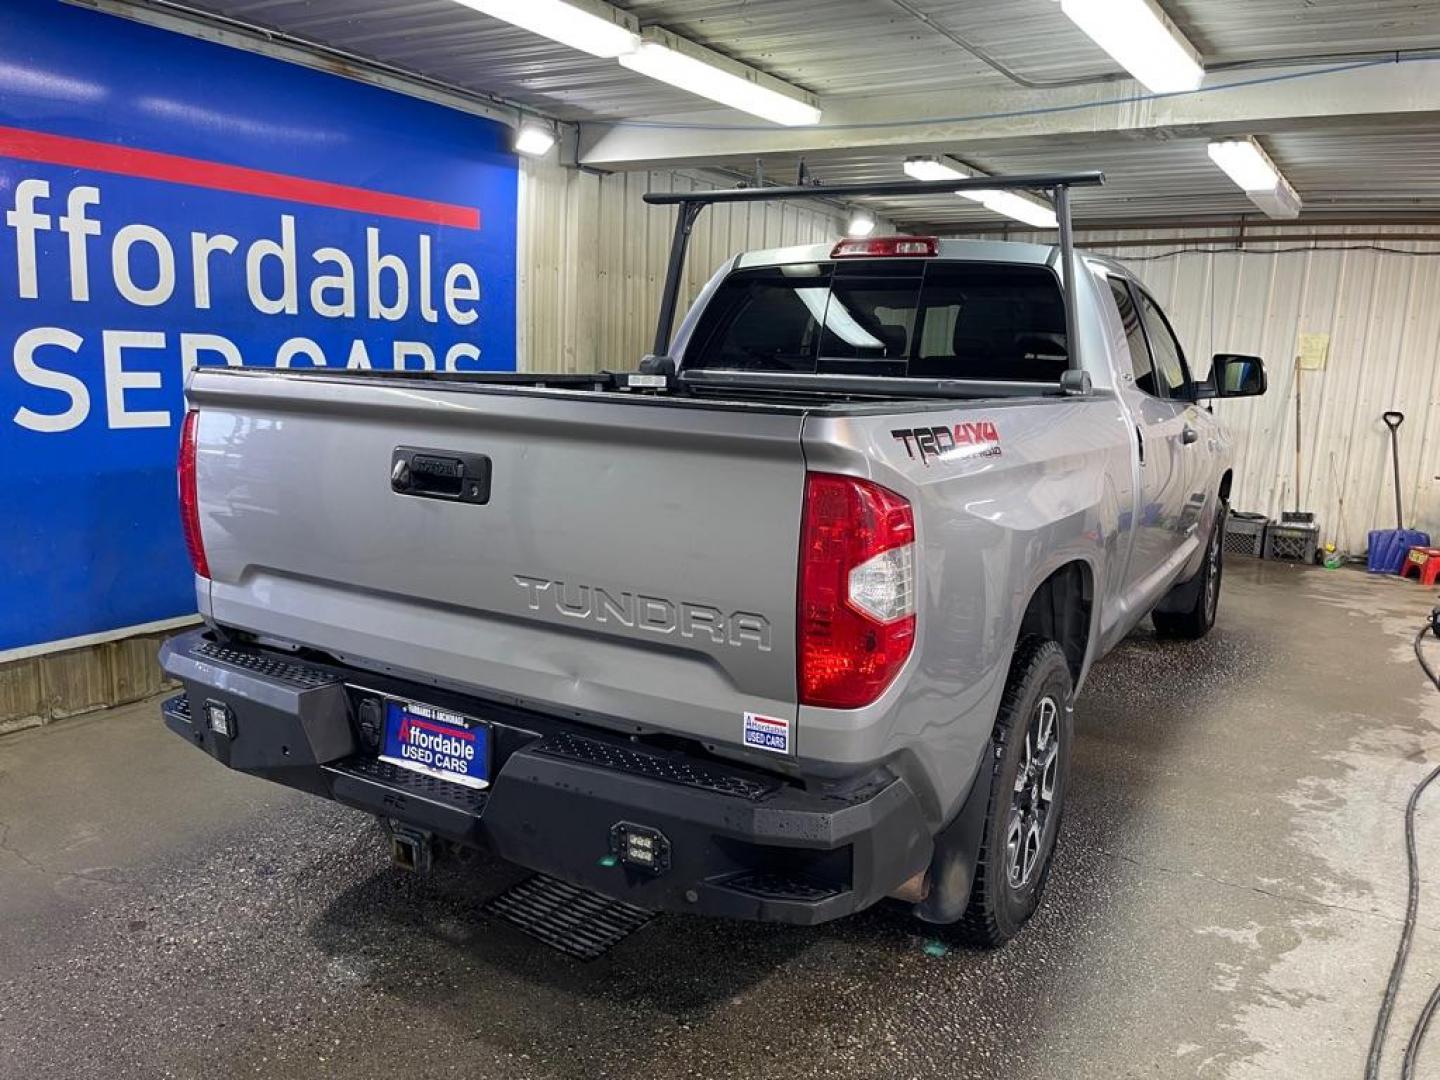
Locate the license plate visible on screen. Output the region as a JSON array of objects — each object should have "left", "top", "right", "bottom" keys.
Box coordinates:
[{"left": 380, "top": 700, "right": 489, "bottom": 790}]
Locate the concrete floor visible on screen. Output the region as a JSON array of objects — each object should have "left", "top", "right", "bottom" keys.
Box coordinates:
[{"left": 2, "top": 559, "right": 1439, "bottom": 1080}]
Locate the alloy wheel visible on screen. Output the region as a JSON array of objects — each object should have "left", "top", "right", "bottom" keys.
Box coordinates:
[
  {"left": 1005, "top": 694, "right": 1061, "bottom": 889},
  {"left": 1204, "top": 525, "right": 1222, "bottom": 623}
]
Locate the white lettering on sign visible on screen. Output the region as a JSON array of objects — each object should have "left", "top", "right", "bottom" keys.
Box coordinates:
[
  {"left": 190, "top": 232, "right": 238, "bottom": 310},
  {"left": 310, "top": 246, "right": 355, "bottom": 318},
  {"left": 3, "top": 175, "right": 491, "bottom": 433},
  {"left": 246, "top": 214, "right": 298, "bottom": 316},
  {"left": 102, "top": 330, "right": 169, "bottom": 429},
  {"left": 4, "top": 180, "right": 482, "bottom": 325},
  {"left": 393, "top": 341, "right": 435, "bottom": 371},
  {"left": 7, "top": 178, "right": 51, "bottom": 300},
  {"left": 275, "top": 336, "right": 327, "bottom": 368},
  {"left": 366, "top": 226, "right": 408, "bottom": 322},
  {"left": 444, "top": 262, "right": 480, "bottom": 326},
  {"left": 445, "top": 342, "right": 480, "bottom": 371},
  {"left": 345, "top": 338, "right": 373, "bottom": 369},
  {"left": 181, "top": 333, "right": 242, "bottom": 369},
  {"left": 418, "top": 233, "right": 438, "bottom": 324},
  {"left": 13, "top": 327, "right": 86, "bottom": 433},
  {"left": 61, "top": 186, "right": 101, "bottom": 302},
  {"left": 111, "top": 224, "right": 176, "bottom": 307}
]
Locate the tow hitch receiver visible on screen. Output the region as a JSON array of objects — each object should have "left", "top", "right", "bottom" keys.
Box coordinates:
[{"left": 389, "top": 823, "right": 434, "bottom": 874}]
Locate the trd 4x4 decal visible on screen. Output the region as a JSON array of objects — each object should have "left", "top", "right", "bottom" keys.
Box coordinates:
[{"left": 892, "top": 421, "right": 1001, "bottom": 466}]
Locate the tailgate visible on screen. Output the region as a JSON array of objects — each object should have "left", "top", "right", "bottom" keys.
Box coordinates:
[{"left": 188, "top": 371, "right": 805, "bottom": 752}]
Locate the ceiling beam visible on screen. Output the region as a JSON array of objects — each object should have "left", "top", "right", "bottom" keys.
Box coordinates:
[{"left": 579, "top": 59, "right": 1440, "bottom": 168}]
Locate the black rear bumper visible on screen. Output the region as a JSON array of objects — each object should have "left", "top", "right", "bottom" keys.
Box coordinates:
[{"left": 160, "top": 629, "right": 933, "bottom": 924}]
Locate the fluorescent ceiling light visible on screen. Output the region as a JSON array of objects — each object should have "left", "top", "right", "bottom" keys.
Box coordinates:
[
  {"left": 978, "top": 191, "right": 1059, "bottom": 230},
  {"left": 513, "top": 122, "right": 558, "bottom": 157},
  {"left": 846, "top": 209, "right": 877, "bottom": 237},
  {"left": 904, "top": 155, "right": 987, "bottom": 204},
  {"left": 903, "top": 156, "right": 969, "bottom": 183},
  {"left": 1247, "top": 182, "right": 1302, "bottom": 221},
  {"left": 619, "top": 27, "right": 822, "bottom": 126},
  {"left": 902, "top": 156, "right": 1058, "bottom": 227},
  {"left": 454, "top": 0, "right": 640, "bottom": 58},
  {"left": 1207, "top": 138, "right": 1279, "bottom": 192},
  {"left": 1207, "top": 137, "right": 1302, "bottom": 219},
  {"left": 1057, "top": 0, "right": 1204, "bottom": 94}
]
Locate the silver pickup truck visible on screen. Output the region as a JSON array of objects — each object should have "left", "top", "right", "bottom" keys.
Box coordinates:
[{"left": 160, "top": 173, "right": 1266, "bottom": 944}]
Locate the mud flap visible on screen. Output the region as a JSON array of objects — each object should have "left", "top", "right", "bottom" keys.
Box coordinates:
[
  {"left": 1155, "top": 501, "right": 1225, "bottom": 615},
  {"left": 1152, "top": 565, "right": 1205, "bottom": 614},
  {"left": 911, "top": 753, "right": 992, "bottom": 925}
]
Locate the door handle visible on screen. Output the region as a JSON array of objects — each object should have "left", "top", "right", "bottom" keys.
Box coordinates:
[
  {"left": 391, "top": 446, "right": 492, "bottom": 504},
  {"left": 1135, "top": 425, "right": 1145, "bottom": 465},
  {"left": 1181, "top": 425, "right": 1199, "bottom": 445}
]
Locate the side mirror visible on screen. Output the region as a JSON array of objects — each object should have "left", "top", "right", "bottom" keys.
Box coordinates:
[{"left": 1197, "top": 353, "right": 1267, "bottom": 399}]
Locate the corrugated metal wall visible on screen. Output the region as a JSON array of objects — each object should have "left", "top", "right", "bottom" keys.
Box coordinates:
[
  {"left": 1102, "top": 228, "right": 1440, "bottom": 551},
  {"left": 518, "top": 159, "right": 849, "bottom": 373}
]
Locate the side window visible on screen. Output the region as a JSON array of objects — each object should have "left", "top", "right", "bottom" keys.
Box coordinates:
[
  {"left": 1134, "top": 290, "right": 1190, "bottom": 398},
  {"left": 1107, "top": 277, "right": 1163, "bottom": 398}
]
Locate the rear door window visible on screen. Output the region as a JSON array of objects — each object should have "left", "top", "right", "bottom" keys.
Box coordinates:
[
  {"left": 1134, "top": 289, "right": 1191, "bottom": 398},
  {"left": 1107, "top": 276, "right": 1164, "bottom": 398},
  {"left": 686, "top": 259, "right": 1068, "bottom": 381}
]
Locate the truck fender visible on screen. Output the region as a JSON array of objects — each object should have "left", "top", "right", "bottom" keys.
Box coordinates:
[{"left": 1014, "top": 553, "right": 1102, "bottom": 685}]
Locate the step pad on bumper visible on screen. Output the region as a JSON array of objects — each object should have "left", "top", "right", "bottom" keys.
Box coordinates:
[
  {"left": 721, "top": 871, "right": 844, "bottom": 904},
  {"left": 192, "top": 640, "right": 338, "bottom": 689},
  {"left": 533, "top": 731, "right": 778, "bottom": 800},
  {"left": 484, "top": 874, "right": 654, "bottom": 960},
  {"left": 335, "top": 757, "right": 488, "bottom": 813}
]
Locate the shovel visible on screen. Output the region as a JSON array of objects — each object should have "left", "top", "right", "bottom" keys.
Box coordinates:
[
  {"left": 1384, "top": 411, "right": 1405, "bottom": 529},
  {"left": 1367, "top": 410, "right": 1431, "bottom": 573}
]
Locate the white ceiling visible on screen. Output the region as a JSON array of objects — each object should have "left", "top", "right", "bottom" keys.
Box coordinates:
[{"left": 111, "top": 0, "right": 1440, "bottom": 226}]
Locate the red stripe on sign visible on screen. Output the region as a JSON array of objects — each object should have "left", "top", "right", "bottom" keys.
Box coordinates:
[
  {"left": 407, "top": 718, "right": 475, "bottom": 741},
  {"left": 0, "top": 124, "right": 480, "bottom": 230}
]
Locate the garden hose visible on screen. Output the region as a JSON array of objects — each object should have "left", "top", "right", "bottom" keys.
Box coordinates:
[{"left": 1366, "top": 608, "right": 1440, "bottom": 1080}]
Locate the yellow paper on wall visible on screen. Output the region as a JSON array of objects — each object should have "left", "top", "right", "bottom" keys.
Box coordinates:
[{"left": 1298, "top": 332, "right": 1330, "bottom": 370}]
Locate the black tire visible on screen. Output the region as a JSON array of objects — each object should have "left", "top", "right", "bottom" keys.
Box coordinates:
[
  {"left": 1153, "top": 507, "right": 1225, "bottom": 640},
  {"left": 956, "top": 636, "right": 1074, "bottom": 947}
]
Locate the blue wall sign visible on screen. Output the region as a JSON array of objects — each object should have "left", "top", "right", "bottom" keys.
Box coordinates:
[{"left": 0, "top": 0, "right": 518, "bottom": 653}]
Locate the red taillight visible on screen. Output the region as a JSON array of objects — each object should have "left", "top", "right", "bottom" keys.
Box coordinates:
[
  {"left": 178, "top": 410, "right": 210, "bottom": 579},
  {"left": 799, "top": 473, "right": 917, "bottom": 709},
  {"left": 830, "top": 236, "right": 938, "bottom": 259}
]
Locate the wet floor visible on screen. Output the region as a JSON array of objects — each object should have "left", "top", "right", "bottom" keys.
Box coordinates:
[{"left": 2, "top": 559, "right": 1438, "bottom": 1079}]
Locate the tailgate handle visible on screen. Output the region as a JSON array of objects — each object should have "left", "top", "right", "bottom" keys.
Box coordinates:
[{"left": 391, "top": 447, "right": 491, "bottom": 505}]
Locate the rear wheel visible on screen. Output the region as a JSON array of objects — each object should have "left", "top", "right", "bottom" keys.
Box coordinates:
[
  {"left": 956, "top": 637, "right": 1074, "bottom": 947},
  {"left": 1153, "top": 507, "right": 1224, "bottom": 640}
]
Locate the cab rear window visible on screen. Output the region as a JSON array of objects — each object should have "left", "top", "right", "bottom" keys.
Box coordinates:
[{"left": 685, "top": 260, "right": 1067, "bottom": 381}]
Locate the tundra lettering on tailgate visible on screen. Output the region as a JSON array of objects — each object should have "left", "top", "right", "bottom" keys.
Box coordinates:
[
  {"left": 514, "top": 576, "right": 772, "bottom": 651},
  {"left": 892, "top": 420, "right": 1001, "bottom": 466}
]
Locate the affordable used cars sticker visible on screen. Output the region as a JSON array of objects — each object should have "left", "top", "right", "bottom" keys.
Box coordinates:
[{"left": 743, "top": 711, "right": 790, "bottom": 754}]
